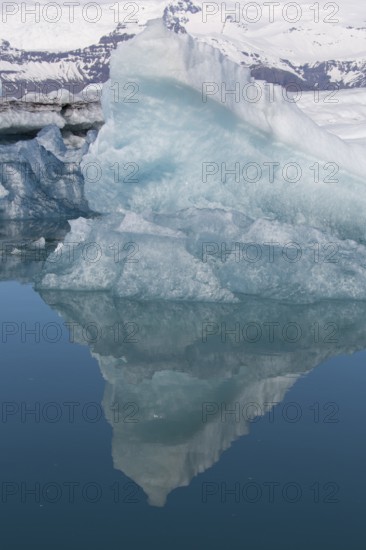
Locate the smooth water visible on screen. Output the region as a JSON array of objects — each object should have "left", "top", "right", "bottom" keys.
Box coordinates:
[
  {"left": 2, "top": 19, "right": 366, "bottom": 550},
  {"left": 1, "top": 238, "right": 366, "bottom": 548}
]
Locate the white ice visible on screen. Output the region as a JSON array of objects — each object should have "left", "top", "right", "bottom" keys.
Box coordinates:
[{"left": 37, "top": 20, "right": 366, "bottom": 302}]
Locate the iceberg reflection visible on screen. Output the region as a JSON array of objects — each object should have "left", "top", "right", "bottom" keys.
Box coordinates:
[
  {"left": 3, "top": 224, "right": 366, "bottom": 507},
  {"left": 38, "top": 290, "right": 366, "bottom": 506}
]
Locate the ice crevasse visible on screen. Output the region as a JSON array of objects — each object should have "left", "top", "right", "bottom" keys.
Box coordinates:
[{"left": 38, "top": 20, "right": 366, "bottom": 302}]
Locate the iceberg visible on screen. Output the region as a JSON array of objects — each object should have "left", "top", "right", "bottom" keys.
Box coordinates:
[
  {"left": 37, "top": 211, "right": 366, "bottom": 302},
  {"left": 84, "top": 20, "right": 366, "bottom": 239},
  {"left": 0, "top": 125, "right": 93, "bottom": 219},
  {"left": 35, "top": 21, "right": 366, "bottom": 301}
]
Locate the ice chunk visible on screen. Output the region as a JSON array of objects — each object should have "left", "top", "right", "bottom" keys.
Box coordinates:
[
  {"left": 38, "top": 214, "right": 236, "bottom": 301},
  {"left": 37, "top": 210, "right": 366, "bottom": 303},
  {"left": 33, "top": 21, "right": 366, "bottom": 302},
  {"left": 0, "top": 125, "right": 91, "bottom": 219},
  {"left": 84, "top": 20, "right": 366, "bottom": 244}
]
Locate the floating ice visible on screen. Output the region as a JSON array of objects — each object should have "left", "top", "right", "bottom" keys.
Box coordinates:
[
  {"left": 37, "top": 21, "right": 366, "bottom": 301},
  {"left": 36, "top": 210, "right": 366, "bottom": 303},
  {"left": 84, "top": 20, "right": 366, "bottom": 240},
  {"left": 0, "top": 125, "right": 92, "bottom": 219}
]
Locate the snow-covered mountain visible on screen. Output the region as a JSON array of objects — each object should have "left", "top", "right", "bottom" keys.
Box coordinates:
[
  {"left": 0, "top": 25, "right": 134, "bottom": 98},
  {"left": 164, "top": 0, "right": 366, "bottom": 89},
  {"left": 0, "top": 0, "right": 365, "bottom": 97}
]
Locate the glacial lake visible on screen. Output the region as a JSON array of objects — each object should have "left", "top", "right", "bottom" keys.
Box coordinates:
[
  {"left": 2, "top": 9, "right": 366, "bottom": 549},
  {"left": 1, "top": 260, "right": 366, "bottom": 548}
]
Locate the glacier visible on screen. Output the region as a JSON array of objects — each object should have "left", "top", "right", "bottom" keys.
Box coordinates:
[{"left": 0, "top": 88, "right": 104, "bottom": 135}]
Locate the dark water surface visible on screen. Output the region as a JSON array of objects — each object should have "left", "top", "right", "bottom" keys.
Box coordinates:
[{"left": 1, "top": 275, "right": 366, "bottom": 549}]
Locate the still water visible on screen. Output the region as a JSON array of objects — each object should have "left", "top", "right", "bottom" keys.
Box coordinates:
[{"left": 0, "top": 223, "right": 366, "bottom": 549}]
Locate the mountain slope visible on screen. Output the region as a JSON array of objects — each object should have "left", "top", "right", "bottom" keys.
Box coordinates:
[{"left": 0, "top": 0, "right": 365, "bottom": 97}]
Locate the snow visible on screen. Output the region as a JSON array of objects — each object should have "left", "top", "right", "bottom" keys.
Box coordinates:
[
  {"left": 0, "top": 0, "right": 166, "bottom": 51},
  {"left": 0, "top": 58, "right": 86, "bottom": 83},
  {"left": 297, "top": 88, "right": 366, "bottom": 145},
  {"left": 180, "top": 0, "right": 365, "bottom": 70},
  {"left": 0, "top": 0, "right": 364, "bottom": 63},
  {"left": 1, "top": 0, "right": 364, "bottom": 127}
]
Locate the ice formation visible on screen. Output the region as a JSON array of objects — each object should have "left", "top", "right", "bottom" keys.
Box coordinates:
[
  {"left": 84, "top": 21, "right": 366, "bottom": 236},
  {"left": 36, "top": 20, "right": 366, "bottom": 302},
  {"left": 0, "top": 125, "right": 93, "bottom": 219},
  {"left": 36, "top": 211, "right": 366, "bottom": 302},
  {"left": 0, "top": 92, "right": 103, "bottom": 135},
  {"left": 1, "top": 20, "right": 365, "bottom": 300}
]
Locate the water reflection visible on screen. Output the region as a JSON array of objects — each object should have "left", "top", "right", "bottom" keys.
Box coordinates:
[
  {"left": 0, "top": 219, "right": 70, "bottom": 283},
  {"left": 3, "top": 223, "right": 366, "bottom": 507},
  {"left": 39, "top": 291, "right": 366, "bottom": 506}
]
